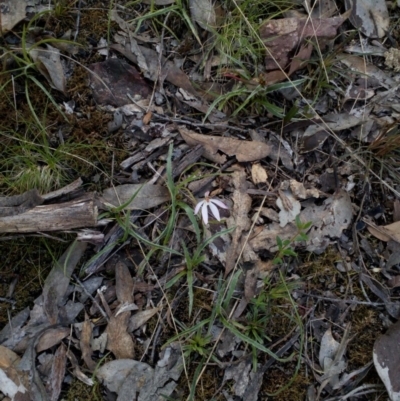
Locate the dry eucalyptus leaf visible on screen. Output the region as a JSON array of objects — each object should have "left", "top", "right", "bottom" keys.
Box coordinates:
[
  {"left": 128, "top": 307, "right": 161, "bottom": 332},
  {"left": 35, "top": 327, "right": 70, "bottom": 353},
  {"left": 106, "top": 313, "right": 135, "bottom": 359},
  {"left": 345, "top": 0, "right": 389, "bottom": 38},
  {"left": 175, "top": 89, "right": 226, "bottom": 123},
  {"left": 338, "top": 54, "right": 396, "bottom": 89},
  {"left": 367, "top": 220, "right": 400, "bottom": 244},
  {"left": 102, "top": 184, "right": 170, "bottom": 210},
  {"left": 29, "top": 45, "right": 66, "bottom": 94},
  {"left": 189, "top": 0, "right": 216, "bottom": 32},
  {"left": 276, "top": 190, "right": 301, "bottom": 228},
  {"left": 319, "top": 328, "right": 343, "bottom": 377},
  {"left": 42, "top": 242, "right": 87, "bottom": 325},
  {"left": 225, "top": 169, "right": 254, "bottom": 276},
  {"left": 250, "top": 190, "right": 352, "bottom": 254},
  {"left": 80, "top": 314, "right": 96, "bottom": 371},
  {"left": 0, "top": 0, "right": 26, "bottom": 32},
  {"left": 373, "top": 319, "right": 400, "bottom": 401},
  {"left": 0, "top": 345, "right": 30, "bottom": 400},
  {"left": 260, "top": 13, "right": 349, "bottom": 70},
  {"left": 46, "top": 343, "right": 67, "bottom": 401},
  {"left": 96, "top": 359, "right": 149, "bottom": 393},
  {"left": 110, "top": 42, "right": 199, "bottom": 97},
  {"left": 179, "top": 127, "right": 272, "bottom": 163}
]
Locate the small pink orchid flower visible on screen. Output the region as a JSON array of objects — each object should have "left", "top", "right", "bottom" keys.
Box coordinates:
[{"left": 194, "top": 191, "right": 229, "bottom": 224}]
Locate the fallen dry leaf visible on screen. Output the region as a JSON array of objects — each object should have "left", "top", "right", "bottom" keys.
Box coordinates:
[
  {"left": 106, "top": 261, "right": 135, "bottom": 359},
  {"left": 260, "top": 13, "right": 349, "bottom": 71},
  {"left": 80, "top": 313, "right": 96, "bottom": 371},
  {"left": 88, "top": 58, "right": 151, "bottom": 107},
  {"left": 0, "top": 0, "right": 27, "bottom": 32},
  {"left": 42, "top": 242, "right": 87, "bottom": 325},
  {"left": 0, "top": 344, "right": 30, "bottom": 400},
  {"left": 250, "top": 190, "right": 352, "bottom": 254},
  {"left": 225, "top": 168, "right": 256, "bottom": 276},
  {"left": 366, "top": 220, "right": 400, "bottom": 244},
  {"left": 35, "top": 327, "right": 70, "bottom": 353},
  {"left": 337, "top": 54, "right": 396, "bottom": 90},
  {"left": 179, "top": 126, "right": 272, "bottom": 163},
  {"left": 189, "top": 0, "right": 216, "bottom": 32},
  {"left": 129, "top": 306, "right": 161, "bottom": 332},
  {"left": 46, "top": 343, "right": 67, "bottom": 401},
  {"left": 102, "top": 184, "right": 171, "bottom": 210},
  {"left": 374, "top": 319, "right": 400, "bottom": 401},
  {"left": 29, "top": 44, "right": 66, "bottom": 94},
  {"left": 106, "top": 313, "right": 135, "bottom": 359},
  {"left": 96, "top": 342, "right": 183, "bottom": 400},
  {"left": 345, "top": 0, "right": 389, "bottom": 38},
  {"left": 110, "top": 41, "right": 199, "bottom": 97},
  {"left": 276, "top": 190, "right": 301, "bottom": 228},
  {"left": 0, "top": 1, "right": 51, "bottom": 32}
]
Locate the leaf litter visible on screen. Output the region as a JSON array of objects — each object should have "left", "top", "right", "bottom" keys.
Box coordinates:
[{"left": 2, "top": 0, "right": 400, "bottom": 400}]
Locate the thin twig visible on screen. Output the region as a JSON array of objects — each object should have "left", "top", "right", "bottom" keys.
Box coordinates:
[
  {"left": 73, "top": 0, "right": 82, "bottom": 42},
  {"left": 72, "top": 274, "right": 109, "bottom": 321},
  {"left": 297, "top": 291, "right": 390, "bottom": 306}
]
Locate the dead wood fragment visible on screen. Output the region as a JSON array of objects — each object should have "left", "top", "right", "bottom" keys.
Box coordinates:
[{"left": 0, "top": 194, "right": 98, "bottom": 233}]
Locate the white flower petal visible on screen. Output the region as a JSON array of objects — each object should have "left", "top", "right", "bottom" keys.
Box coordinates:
[
  {"left": 208, "top": 202, "right": 221, "bottom": 221},
  {"left": 194, "top": 200, "right": 204, "bottom": 215},
  {"left": 210, "top": 198, "right": 228, "bottom": 209},
  {"left": 201, "top": 203, "right": 209, "bottom": 224}
]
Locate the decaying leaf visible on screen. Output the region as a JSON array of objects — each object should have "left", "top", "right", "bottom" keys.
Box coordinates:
[
  {"left": 0, "top": 345, "right": 30, "bottom": 401},
  {"left": 374, "top": 319, "right": 400, "bottom": 401},
  {"left": 175, "top": 89, "right": 226, "bottom": 123},
  {"left": 319, "top": 328, "right": 341, "bottom": 373},
  {"left": 29, "top": 44, "right": 66, "bottom": 94},
  {"left": 96, "top": 342, "right": 183, "bottom": 400},
  {"left": 189, "top": 0, "right": 216, "bottom": 32},
  {"left": 276, "top": 190, "right": 301, "bottom": 228},
  {"left": 366, "top": 219, "right": 400, "bottom": 244},
  {"left": 225, "top": 168, "right": 256, "bottom": 276},
  {"left": 129, "top": 306, "right": 162, "bottom": 332},
  {"left": 317, "top": 326, "right": 349, "bottom": 398},
  {"left": 179, "top": 126, "right": 272, "bottom": 163},
  {"left": 102, "top": 184, "right": 171, "bottom": 210},
  {"left": 42, "top": 242, "right": 87, "bottom": 325},
  {"left": 222, "top": 357, "right": 252, "bottom": 397},
  {"left": 0, "top": 1, "right": 51, "bottom": 32},
  {"left": 260, "top": 13, "right": 349, "bottom": 71},
  {"left": 106, "top": 262, "right": 135, "bottom": 360},
  {"left": 80, "top": 314, "right": 96, "bottom": 371},
  {"left": 0, "top": 0, "right": 27, "bottom": 32},
  {"left": 106, "top": 314, "right": 135, "bottom": 359},
  {"left": 46, "top": 343, "right": 67, "bottom": 401},
  {"left": 111, "top": 41, "right": 199, "bottom": 97},
  {"left": 250, "top": 190, "right": 352, "bottom": 254},
  {"left": 345, "top": 0, "right": 389, "bottom": 38},
  {"left": 88, "top": 58, "right": 151, "bottom": 107},
  {"left": 337, "top": 54, "right": 396, "bottom": 89},
  {"left": 302, "top": 190, "right": 353, "bottom": 252},
  {"left": 35, "top": 327, "right": 70, "bottom": 353}
]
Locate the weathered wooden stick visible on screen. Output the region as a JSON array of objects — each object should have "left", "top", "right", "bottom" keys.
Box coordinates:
[{"left": 0, "top": 194, "right": 98, "bottom": 233}]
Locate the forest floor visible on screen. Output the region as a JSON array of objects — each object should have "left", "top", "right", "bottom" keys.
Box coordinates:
[{"left": 1, "top": 0, "right": 400, "bottom": 400}]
